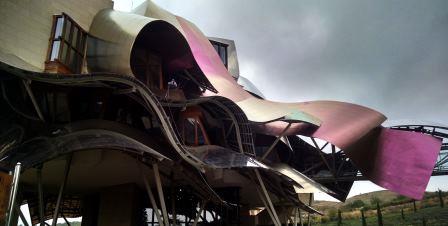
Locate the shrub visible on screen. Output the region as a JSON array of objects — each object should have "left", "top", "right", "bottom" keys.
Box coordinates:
[
  {"left": 321, "top": 216, "right": 330, "bottom": 223},
  {"left": 370, "top": 196, "right": 381, "bottom": 206},
  {"left": 328, "top": 208, "right": 338, "bottom": 220},
  {"left": 348, "top": 200, "right": 366, "bottom": 209}
]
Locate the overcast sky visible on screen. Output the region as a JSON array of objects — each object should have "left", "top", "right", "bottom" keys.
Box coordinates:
[{"left": 114, "top": 0, "right": 448, "bottom": 200}]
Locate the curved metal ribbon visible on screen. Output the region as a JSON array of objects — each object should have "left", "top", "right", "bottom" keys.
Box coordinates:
[{"left": 86, "top": 1, "right": 443, "bottom": 200}]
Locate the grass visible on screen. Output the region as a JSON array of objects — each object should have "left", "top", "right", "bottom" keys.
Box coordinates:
[
  {"left": 313, "top": 190, "right": 448, "bottom": 226},
  {"left": 318, "top": 206, "right": 448, "bottom": 226}
]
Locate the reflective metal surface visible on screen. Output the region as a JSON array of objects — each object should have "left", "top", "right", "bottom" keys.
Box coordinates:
[
  {"left": 345, "top": 127, "right": 442, "bottom": 199},
  {"left": 5, "top": 127, "right": 169, "bottom": 169},
  {"left": 188, "top": 145, "right": 267, "bottom": 169},
  {"left": 237, "top": 76, "right": 265, "bottom": 99},
  {"left": 0, "top": 0, "right": 443, "bottom": 209},
  {"left": 209, "top": 37, "right": 240, "bottom": 80},
  {"left": 137, "top": 2, "right": 442, "bottom": 200},
  {"left": 88, "top": 9, "right": 157, "bottom": 75},
  {"left": 271, "top": 163, "right": 334, "bottom": 195}
]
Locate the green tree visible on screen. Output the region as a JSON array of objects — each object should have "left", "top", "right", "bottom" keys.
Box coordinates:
[
  {"left": 349, "top": 200, "right": 366, "bottom": 209},
  {"left": 370, "top": 196, "right": 381, "bottom": 206},
  {"left": 439, "top": 189, "right": 444, "bottom": 208},
  {"left": 376, "top": 202, "right": 383, "bottom": 226},
  {"left": 328, "top": 208, "right": 338, "bottom": 220},
  {"left": 393, "top": 195, "right": 407, "bottom": 202},
  {"left": 361, "top": 208, "right": 367, "bottom": 226},
  {"left": 337, "top": 209, "right": 342, "bottom": 226}
]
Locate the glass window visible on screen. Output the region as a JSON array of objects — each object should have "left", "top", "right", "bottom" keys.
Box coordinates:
[
  {"left": 213, "top": 44, "right": 219, "bottom": 53},
  {"left": 219, "top": 46, "right": 227, "bottom": 66},
  {"left": 50, "top": 40, "right": 61, "bottom": 61},
  {"left": 54, "top": 17, "right": 64, "bottom": 38},
  {"left": 47, "top": 14, "right": 87, "bottom": 74},
  {"left": 64, "top": 20, "right": 72, "bottom": 41},
  {"left": 210, "top": 40, "right": 228, "bottom": 68},
  {"left": 76, "top": 56, "right": 83, "bottom": 73},
  {"left": 77, "top": 33, "right": 85, "bottom": 51},
  {"left": 69, "top": 50, "right": 77, "bottom": 71},
  {"left": 197, "top": 126, "right": 206, "bottom": 145},
  {"left": 181, "top": 118, "right": 209, "bottom": 146},
  {"left": 183, "top": 119, "right": 197, "bottom": 145},
  {"left": 61, "top": 42, "right": 68, "bottom": 64},
  {"left": 71, "top": 26, "right": 78, "bottom": 47}
]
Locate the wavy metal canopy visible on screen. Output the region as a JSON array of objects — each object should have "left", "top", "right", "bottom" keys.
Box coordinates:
[
  {"left": 131, "top": 1, "right": 441, "bottom": 200},
  {"left": 1, "top": 0, "right": 441, "bottom": 204}
]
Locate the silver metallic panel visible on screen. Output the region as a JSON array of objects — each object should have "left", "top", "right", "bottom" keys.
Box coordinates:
[
  {"left": 237, "top": 76, "right": 265, "bottom": 99},
  {"left": 88, "top": 9, "right": 157, "bottom": 75},
  {"left": 209, "top": 37, "right": 240, "bottom": 79}
]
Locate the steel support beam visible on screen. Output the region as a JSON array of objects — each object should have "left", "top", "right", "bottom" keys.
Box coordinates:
[
  {"left": 153, "top": 163, "right": 169, "bottom": 226},
  {"left": 307, "top": 193, "right": 313, "bottom": 226},
  {"left": 140, "top": 163, "right": 164, "bottom": 226},
  {"left": 183, "top": 69, "right": 206, "bottom": 92},
  {"left": 261, "top": 123, "right": 291, "bottom": 160},
  {"left": 22, "top": 80, "right": 45, "bottom": 122},
  {"left": 170, "top": 172, "right": 177, "bottom": 226},
  {"left": 255, "top": 183, "right": 278, "bottom": 226},
  {"left": 16, "top": 206, "right": 29, "bottom": 226},
  {"left": 192, "top": 201, "right": 207, "bottom": 226},
  {"left": 6, "top": 162, "right": 22, "bottom": 226},
  {"left": 225, "top": 122, "right": 235, "bottom": 139},
  {"left": 61, "top": 214, "right": 71, "bottom": 226},
  {"left": 311, "top": 138, "right": 338, "bottom": 183},
  {"left": 37, "top": 166, "right": 45, "bottom": 226},
  {"left": 293, "top": 208, "right": 298, "bottom": 226},
  {"left": 254, "top": 169, "right": 281, "bottom": 226},
  {"left": 51, "top": 155, "right": 72, "bottom": 226}
]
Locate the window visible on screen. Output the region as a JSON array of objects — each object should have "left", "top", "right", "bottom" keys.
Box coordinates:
[
  {"left": 47, "top": 14, "right": 87, "bottom": 74},
  {"left": 181, "top": 117, "right": 210, "bottom": 146},
  {"left": 210, "top": 40, "right": 228, "bottom": 68}
]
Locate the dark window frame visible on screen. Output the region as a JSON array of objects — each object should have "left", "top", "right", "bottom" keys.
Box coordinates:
[
  {"left": 46, "top": 13, "right": 87, "bottom": 73},
  {"left": 181, "top": 117, "right": 210, "bottom": 146},
  {"left": 210, "top": 40, "right": 228, "bottom": 68}
]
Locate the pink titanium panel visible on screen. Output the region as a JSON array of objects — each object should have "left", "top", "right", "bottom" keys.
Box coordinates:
[
  {"left": 345, "top": 128, "right": 442, "bottom": 200},
  {"left": 176, "top": 16, "right": 386, "bottom": 149},
  {"left": 173, "top": 15, "right": 442, "bottom": 199},
  {"left": 175, "top": 17, "right": 251, "bottom": 101}
]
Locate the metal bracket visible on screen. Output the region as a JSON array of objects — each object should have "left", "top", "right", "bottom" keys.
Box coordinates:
[
  {"left": 22, "top": 80, "right": 45, "bottom": 122},
  {"left": 261, "top": 123, "right": 292, "bottom": 160}
]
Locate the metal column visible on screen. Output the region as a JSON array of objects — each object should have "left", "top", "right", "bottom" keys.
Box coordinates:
[
  {"left": 307, "top": 193, "right": 313, "bottom": 226},
  {"left": 22, "top": 80, "right": 45, "bottom": 122},
  {"left": 153, "top": 163, "right": 169, "bottom": 226},
  {"left": 293, "top": 208, "right": 298, "bottom": 226},
  {"left": 254, "top": 169, "right": 281, "bottom": 226},
  {"left": 261, "top": 123, "right": 291, "bottom": 160},
  {"left": 170, "top": 172, "right": 177, "bottom": 226},
  {"left": 36, "top": 166, "right": 45, "bottom": 226},
  {"left": 16, "top": 206, "right": 30, "bottom": 226},
  {"left": 6, "top": 162, "right": 22, "bottom": 226},
  {"left": 255, "top": 185, "right": 278, "bottom": 226},
  {"left": 140, "top": 163, "right": 164, "bottom": 226},
  {"left": 192, "top": 201, "right": 207, "bottom": 226},
  {"left": 51, "top": 156, "right": 72, "bottom": 226}
]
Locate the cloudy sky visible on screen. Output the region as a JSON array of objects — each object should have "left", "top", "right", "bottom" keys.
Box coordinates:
[{"left": 114, "top": 0, "right": 448, "bottom": 200}]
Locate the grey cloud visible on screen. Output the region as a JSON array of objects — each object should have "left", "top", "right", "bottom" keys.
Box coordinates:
[{"left": 153, "top": 0, "right": 448, "bottom": 124}]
